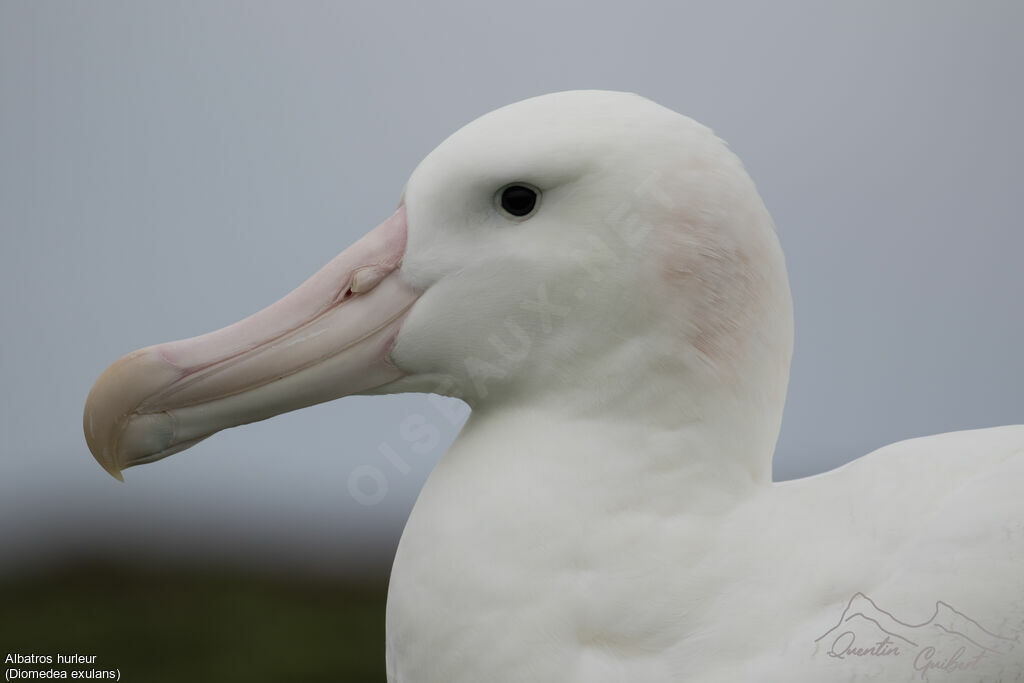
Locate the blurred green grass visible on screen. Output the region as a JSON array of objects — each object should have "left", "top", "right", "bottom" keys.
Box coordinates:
[{"left": 1, "top": 562, "right": 388, "bottom": 682}]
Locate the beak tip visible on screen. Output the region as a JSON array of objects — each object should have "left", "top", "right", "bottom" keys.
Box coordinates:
[
  {"left": 84, "top": 346, "right": 184, "bottom": 480},
  {"left": 84, "top": 418, "right": 125, "bottom": 481}
]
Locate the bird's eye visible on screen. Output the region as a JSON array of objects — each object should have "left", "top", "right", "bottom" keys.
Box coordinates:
[{"left": 497, "top": 184, "right": 540, "bottom": 220}]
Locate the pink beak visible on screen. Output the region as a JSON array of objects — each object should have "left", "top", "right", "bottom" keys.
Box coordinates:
[{"left": 83, "top": 207, "right": 421, "bottom": 480}]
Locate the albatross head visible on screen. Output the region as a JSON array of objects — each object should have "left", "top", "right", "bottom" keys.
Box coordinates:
[{"left": 84, "top": 90, "right": 793, "bottom": 482}]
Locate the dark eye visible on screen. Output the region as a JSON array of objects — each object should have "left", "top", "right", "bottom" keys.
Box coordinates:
[{"left": 497, "top": 184, "right": 540, "bottom": 219}]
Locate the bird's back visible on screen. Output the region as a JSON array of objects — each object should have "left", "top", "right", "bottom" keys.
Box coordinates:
[{"left": 749, "top": 425, "right": 1024, "bottom": 682}]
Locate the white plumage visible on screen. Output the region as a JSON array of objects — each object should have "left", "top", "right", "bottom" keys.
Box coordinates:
[{"left": 85, "top": 90, "right": 1024, "bottom": 682}]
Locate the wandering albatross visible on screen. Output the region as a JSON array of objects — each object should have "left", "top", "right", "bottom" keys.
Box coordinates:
[{"left": 84, "top": 90, "right": 1024, "bottom": 682}]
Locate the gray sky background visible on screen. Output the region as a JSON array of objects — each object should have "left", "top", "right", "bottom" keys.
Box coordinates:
[{"left": 2, "top": 1, "right": 1022, "bottom": 576}]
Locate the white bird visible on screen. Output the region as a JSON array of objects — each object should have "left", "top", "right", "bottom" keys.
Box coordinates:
[{"left": 84, "top": 90, "right": 1024, "bottom": 682}]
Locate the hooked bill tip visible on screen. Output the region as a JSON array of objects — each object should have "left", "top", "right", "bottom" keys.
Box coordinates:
[{"left": 83, "top": 348, "right": 182, "bottom": 482}]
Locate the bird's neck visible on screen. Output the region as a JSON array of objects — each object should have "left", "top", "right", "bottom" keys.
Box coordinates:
[
  {"left": 453, "top": 338, "right": 787, "bottom": 494},
  {"left": 446, "top": 389, "right": 771, "bottom": 517}
]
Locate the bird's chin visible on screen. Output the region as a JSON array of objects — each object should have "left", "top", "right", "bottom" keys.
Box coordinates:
[{"left": 83, "top": 206, "right": 423, "bottom": 480}]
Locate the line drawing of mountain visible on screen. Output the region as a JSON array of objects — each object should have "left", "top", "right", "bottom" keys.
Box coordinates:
[
  {"left": 815, "top": 592, "right": 1020, "bottom": 655},
  {"left": 928, "top": 600, "right": 1020, "bottom": 654},
  {"left": 832, "top": 611, "right": 918, "bottom": 647}
]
